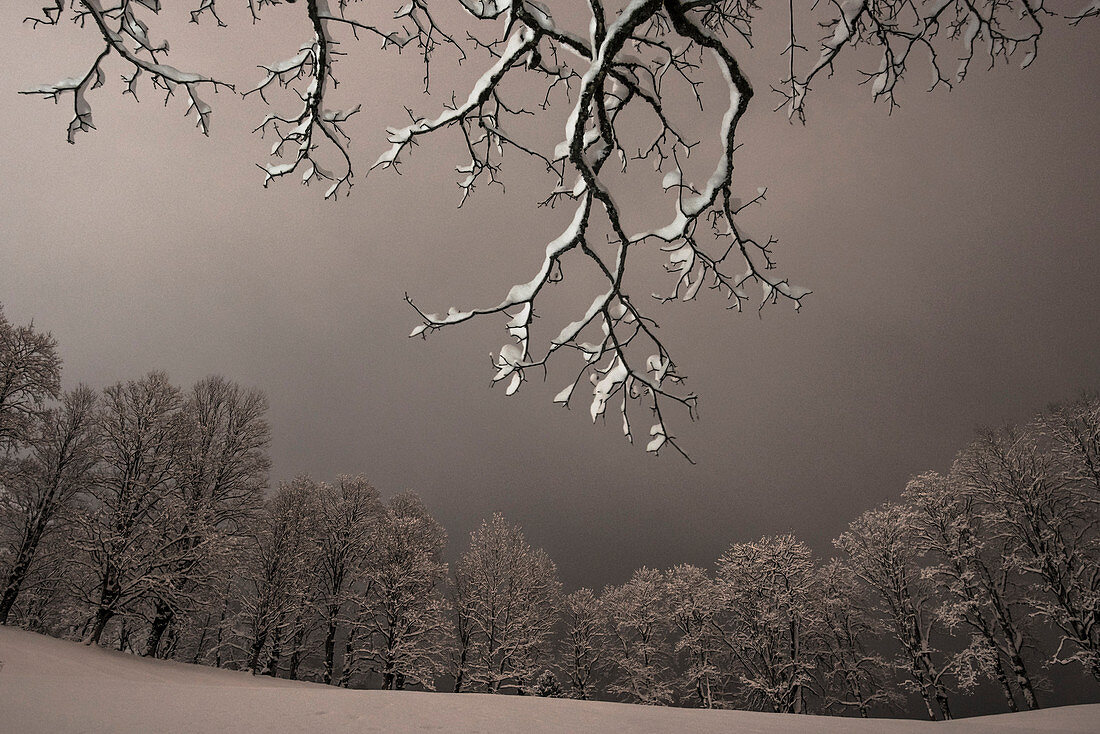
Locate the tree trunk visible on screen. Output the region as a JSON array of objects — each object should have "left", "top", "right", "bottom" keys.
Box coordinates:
[
  {"left": 1009, "top": 648, "right": 1040, "bottom": 709},
  {"left": 263, "top": 624, "right": 283, "bottom": 677},
  {"left": 84, "top": 606, "right": 114, "bottom": 646},
  {"left": 0, "top": 577, "right": 22, "bottom": 625},
  {"left": 337, "top": 626, "right": 357, "bottom": 688},
  {"left": 117, "top": 619, "right": 131, "bottom": 651},
  {"left": 0, "top": 482, "right": 60, "bottom": 625},
  {"left": 0, "top": 548, "right": 34, "bottom": 625},
  {"left": 162, "top": 624, "right": 179, "bottom": 660},
  {"left": 977, "top": 562, "right": 1039, "bottom": 710},
  {"left": 452, "top": 642, "right": 468, "bottom": 693},
  {"left": 934, "top": 684, "right": 952, "bottom": 721},
  {"left": 973, "top": 623, "right": 1018, "bottom": 712},
  {"left": 144, "top": 601, "right": 175, "bottom": 658},
  {"left": 287, "top": 615, "right": 308, "bottom": 680},
  {"left": 191, "top": 614, "right": 212, "bottom": 665},
  {"left": 247, "top": 629, "right": 268, "bottom": 674},
  {"left": 213, "top": 586, "right": 231, "bottom": 668},
  {"left": 322, "top": 606, "right": 339, "bottom": 685},
  {"left": 911, "top": 657, "right": 938, "bottom": 721},
  {"left": 991, "top": 654, "right": 1019, "bottom": 712},
  {"left": 917, "top": 685, "right": 937, "bottom": 721}
]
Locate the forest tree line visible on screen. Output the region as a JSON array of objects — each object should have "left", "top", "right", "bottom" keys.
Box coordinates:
[{"left": 1, "top": 305, "right": 1098, "bottom": 720}]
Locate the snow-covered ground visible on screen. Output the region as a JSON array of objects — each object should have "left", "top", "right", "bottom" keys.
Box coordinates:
[{"left": 1, "top": 627, "right": 1095, "bottom": 734}]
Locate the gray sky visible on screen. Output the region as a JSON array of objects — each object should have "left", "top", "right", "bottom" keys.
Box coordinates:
[{"left": 1, "top": 1, "right": 1097, "bottom": 604}]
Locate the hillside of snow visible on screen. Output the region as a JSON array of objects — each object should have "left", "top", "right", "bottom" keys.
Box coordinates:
[{"left": 1, "top": 627, "right": 1096, "bottom": 733}]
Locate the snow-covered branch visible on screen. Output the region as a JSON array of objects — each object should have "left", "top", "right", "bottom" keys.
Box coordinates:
[
  {"left": 780, "top": 0, "right": 1056, "bottom": 120},
  {"left": 22, "top": 0, "right": 232, "bottom": 141},
  {"left": 401, "top": 0, "right": 809, "bottom": 460},
  {"left": 22, "top": 0, "right": 1093, "bottom": 457}
]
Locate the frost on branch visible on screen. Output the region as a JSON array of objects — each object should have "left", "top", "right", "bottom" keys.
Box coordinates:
[{"left": 21, "top": 0, "right": 233, "bottom": 142}]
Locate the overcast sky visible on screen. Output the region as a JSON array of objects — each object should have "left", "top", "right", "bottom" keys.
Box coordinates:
[{"left": 1, "top": 2, "right": 1097, "bottom": 607}]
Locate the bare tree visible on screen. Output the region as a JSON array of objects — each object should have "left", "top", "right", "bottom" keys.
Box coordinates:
[
  {"left": 452, "top": 513, "right": 561, "bottom": 693},
  {"left": 601, "top": 567, "right": 674, "bottom": 705},
  {"left": 143, "top": 376, "right": 271, "bottom": 658},
  {"left": 903, "top": 470, "right": 1041, "bottom": 711},
  {"left": 954, "top": 424, "right": 1100, "bottom": 683},
  {"left": 664, "top": 564, "right": 722, "bottom": 708},
  {"left": 72, "top": 372, "right": 185, "bottom": 646},
  {"left": 559, "top": 586, "right": 608, "bottom": 701},
  {"left": 1038, "top": 391, "right": 1100, "bottom": 503},
  {"left": 711, "top": 534, "right": 818, "bottom": 714},
  {"left": 0, "top": 304, "right": 61, "bottom": 454},
  {"left": 1, "top": 527, "right": 87, "bottom": 636},
  {"left": 815, "top": 558, "right": 897, "bottom": 718},
  {"left": 448, "top": 558, "right": 476, "bottom": 693},
  {"left": 235, "top": 476, "right": 320, "bottom": 674},
  {"left": 24, "top": 4, "right": 1090, "bottom": 455},
  {"left": 835, "top": 503, "right": 955, "bottom": 721},
  {"left": 357, "top": 490, "right": 450, "bottom": 690},
  {"left": 310, "top": 475, "right": 381, "bottom": 684},
  {"left": 0, "top": 386, "right": 99, "bottom": 624}
]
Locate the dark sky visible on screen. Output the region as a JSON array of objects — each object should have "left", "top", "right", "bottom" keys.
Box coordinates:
[{"left": 1, "top": 1, "right": 1097, "bottom": 606}]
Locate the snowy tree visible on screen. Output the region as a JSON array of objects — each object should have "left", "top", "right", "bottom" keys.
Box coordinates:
[
  {"left": 664, "top": 563, "right": 722, "bottom": 708},
  {"left": 710, "top": 535, "right": 819, "bottom": 714},
  {"left": 71, "top": 372, "right": 186, "bottom": 646},
  {"left": 1038, "top": 391, "right": 1100, "bottom": 504},
  {"left": 452, "top": 513, "right": 561, "bottom": 693},
  {"left": 559, "top": 586, "right": 608, "bottom": 700},
  {"left": 0, "top": 304, "right": 61, "bottom": 455},
  {"left": 601, "top": 567, "right": 675, "bottom": 705},
  {"left": 311, "top": 475, "right": 381, "bottom": 684},
  {"left": 235, "top": 476, "right": 320, "bottom": 674},
  {"left": 158, "top": 573, "right": 238, "bottom": 666},
  {"left": 143, "top": 376, "right": 271, "bottom": 658},
  {"left": 0, "top": 528, "right": 87, "bottom": 636},
  {"left": 533, "top": 668, "right": 565, "bottom": 697},
  {"left": 356, "top": 490, "right": 450, "bottom": 690},
  {"left": 448, "top": 555, "right": 476, "bottom": 693},
  {"left": 953, "top": 424, "right": 1100, "bottom": 684},
  {"left": 0, "top": 386, "right": 99, "bottom": 625},
  {"left": 815, "top": 558, "right": 897, "bottom": 718},
  {"left": 835, "top": 503, "right": 956, "bottom": 721},
  {"left": 903, "top": 470, "right": 1041, "bottom": 711},
  {"left": 24, "top": 3, "right": 1093, "bottom": 455}
]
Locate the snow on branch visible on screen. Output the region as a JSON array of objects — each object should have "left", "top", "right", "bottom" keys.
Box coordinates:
[
  {"left": 246, "top": 0, "right": 416, "bottom": 199},
  {"left": 21, "top": 0, "right": 233, "bottom": 142},
  {"left": 400, "top": 0, "right": 810, "bottom": 460},
  {"left": 23, "top": 0, "right": 1093, "bottom": 457},
  {"left": 778, "top": 0, "right": 1058, "bottom": 120}
]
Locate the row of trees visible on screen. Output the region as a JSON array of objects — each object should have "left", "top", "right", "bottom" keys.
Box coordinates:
[
  {"left": 1, "top": 304, "right": 1097, "bottom": 718},
  {"left": 0, "top": 304, "right": 271, "bottom": 649}
]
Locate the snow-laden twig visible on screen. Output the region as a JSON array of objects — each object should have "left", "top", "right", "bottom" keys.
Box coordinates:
[
  {"left": 22, "top": 0, "right": 233, "bottom": 141},
  {"left": 24, "top": 0, "right": 1092, "bottom": 457}
]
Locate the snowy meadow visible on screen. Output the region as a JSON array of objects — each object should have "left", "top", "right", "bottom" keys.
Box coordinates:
[{"left": 2, "top": 626, "right": 1099, "bottom": 733}]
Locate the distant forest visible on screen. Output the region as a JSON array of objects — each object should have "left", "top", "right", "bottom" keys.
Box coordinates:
[{"left": 2, "top": 303, "right": 1097, "bottom": 720}]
